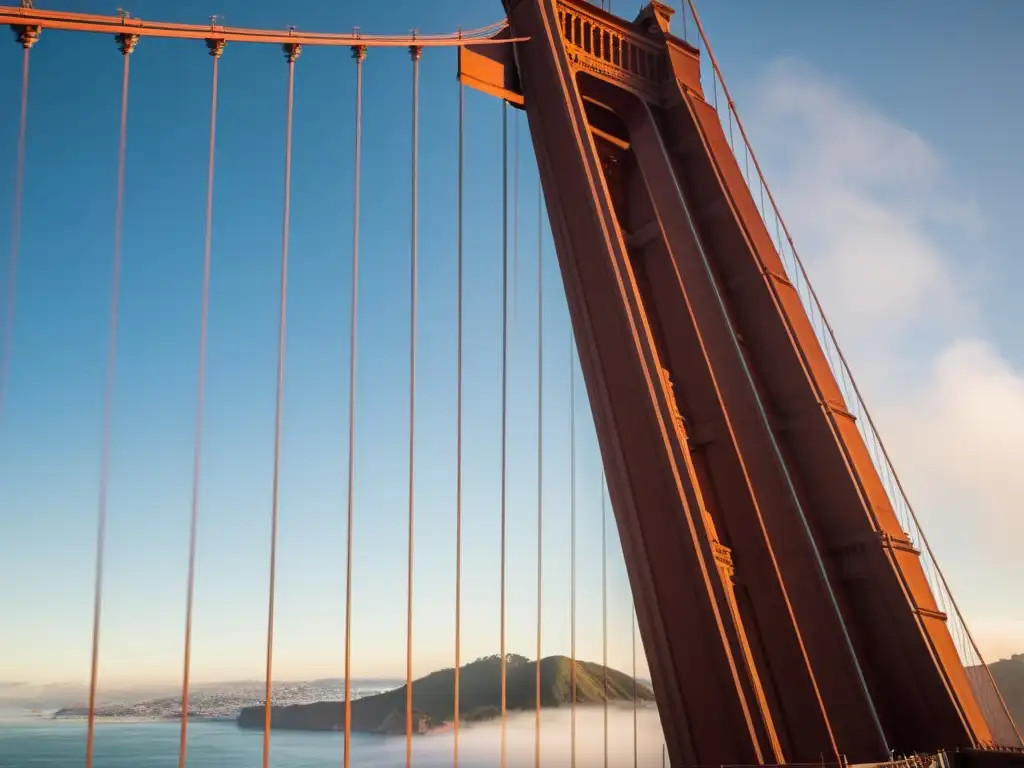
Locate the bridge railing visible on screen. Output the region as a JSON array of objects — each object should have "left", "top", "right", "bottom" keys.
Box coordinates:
[{"left": 678, "top": 0, "right": 1020, "bottom": 746}]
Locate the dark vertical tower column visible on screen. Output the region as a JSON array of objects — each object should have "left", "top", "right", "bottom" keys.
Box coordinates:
[
  {"left": 497, "top": 1, "right": 784, "bottom": 764},
  {"left": 497, "top": 0, "right": 1006, "bottom": 762}
]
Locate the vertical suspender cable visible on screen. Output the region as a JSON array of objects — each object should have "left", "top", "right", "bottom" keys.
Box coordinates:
[
  {"left": 569, "top": 332, "right": 577, "bottom": 768},
  {"left": 601, "top": 470, "right": 608, "bottom": 768},
  {"left": 453, "top": 71, "right": 465, "bottom": 768},
  {"left": 406, "top": 41, "right": 423, "bottom": 768},
  {"left": 513, "top": 113, "right": 519, "bottom": 320},
  {"left": 178, "top": 37, "right": 223, "bottom": 768},
  {"left": 632, "top": 608, "right": 638, "bottom": 768},
  {"left": 1, "top": 32, "right": 35, "bottom": 425},
  {"left": 85, "top": 34, "right": 135, "bottom": 768},
  {"left": 499, "top": 99, "right": 509, "bottom": 768},
  {"left": 534, "top": 176, "right": 543, "bottom": 768},
  {"left": 344, "top": 42, "right": 367, "bottom": 768},
  {"left": 263, "top": 41, "right": 300, "bottom": 768}
]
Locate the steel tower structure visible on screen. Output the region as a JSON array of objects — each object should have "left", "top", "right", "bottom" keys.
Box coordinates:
[{"left": 458, "top": 0, "right": 1023, "bottom": 763}]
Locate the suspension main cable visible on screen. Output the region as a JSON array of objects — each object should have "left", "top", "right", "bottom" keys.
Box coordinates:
[
  {"left": 343, "top": 42, "right": 366, "bottom": 768},
  {"left": 405, "top": 41, "right": 422, "bottom": 768},
  {"left": 499, "top": 99, "right": 509, "bottom": 768},
  {"left": 1, "top": 29, "right": 36, "bottom": 426},
  {"left": 178, "top": 36, "right": 224, "bottom": 768},
  {"left": 85, "top": 32, "right": 135, "bottom": 768},
  {"left": 686, "top": 0, "right": 1021, "bottom": 742},
  {"left": 0, "top": 8, "right": 519, "bottom": 48},
  {"left": 453, "top": 73, "right": 465, "bottom": 768},
  {"left": 262, "top": 40, "right": 300, "bottom": 768}
]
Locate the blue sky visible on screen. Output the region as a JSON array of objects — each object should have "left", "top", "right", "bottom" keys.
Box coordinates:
[{"left": 0, "top": 0, "right": 1021, "bottom": 690}]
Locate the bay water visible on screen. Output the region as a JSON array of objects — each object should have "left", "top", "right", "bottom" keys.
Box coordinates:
[{"left": 0, "top": 707, "right": 666, "bottom": 767}]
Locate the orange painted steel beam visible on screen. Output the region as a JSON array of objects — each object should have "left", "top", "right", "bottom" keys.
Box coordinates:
[
  {"left": 458, "top": 32, "right": 525, "bottom": 106},
  {"left": 683, "top": 0, "right": 1021, "bottom": 750},
  {"left": 673, "top": 85, "right": 997, "bottom": 753},
  {"left": 618, "top": 82, "right": 891, "bottom": 761},
  {"left": 2, "top": 6, "right": 525, "bottom": 48}
]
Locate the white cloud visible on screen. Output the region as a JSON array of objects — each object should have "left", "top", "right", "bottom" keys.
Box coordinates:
[{"left": 745, "top": 60, "right": 1024, "bottom": 662}]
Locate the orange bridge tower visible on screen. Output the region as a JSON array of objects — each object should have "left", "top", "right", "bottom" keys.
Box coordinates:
[{"left": 460, "top": 0, "right": 1023, "bottom": 764}]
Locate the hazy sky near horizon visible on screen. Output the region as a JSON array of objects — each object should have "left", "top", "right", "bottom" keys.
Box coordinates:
[{"left": 1, "top": 0, "right": 1021, "bottom": 689}]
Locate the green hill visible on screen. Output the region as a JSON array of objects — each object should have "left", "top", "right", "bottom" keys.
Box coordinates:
[
  {"left": 237, "top": 653, "right": 654, "bottom": 733},
  {"left": 987, "top": 654, "right": 1024, "bottom": 729}
]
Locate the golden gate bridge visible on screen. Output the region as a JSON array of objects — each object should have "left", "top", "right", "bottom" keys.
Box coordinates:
[{"left": 1, "top": 1, "right": 1021, "bottom": 767}]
